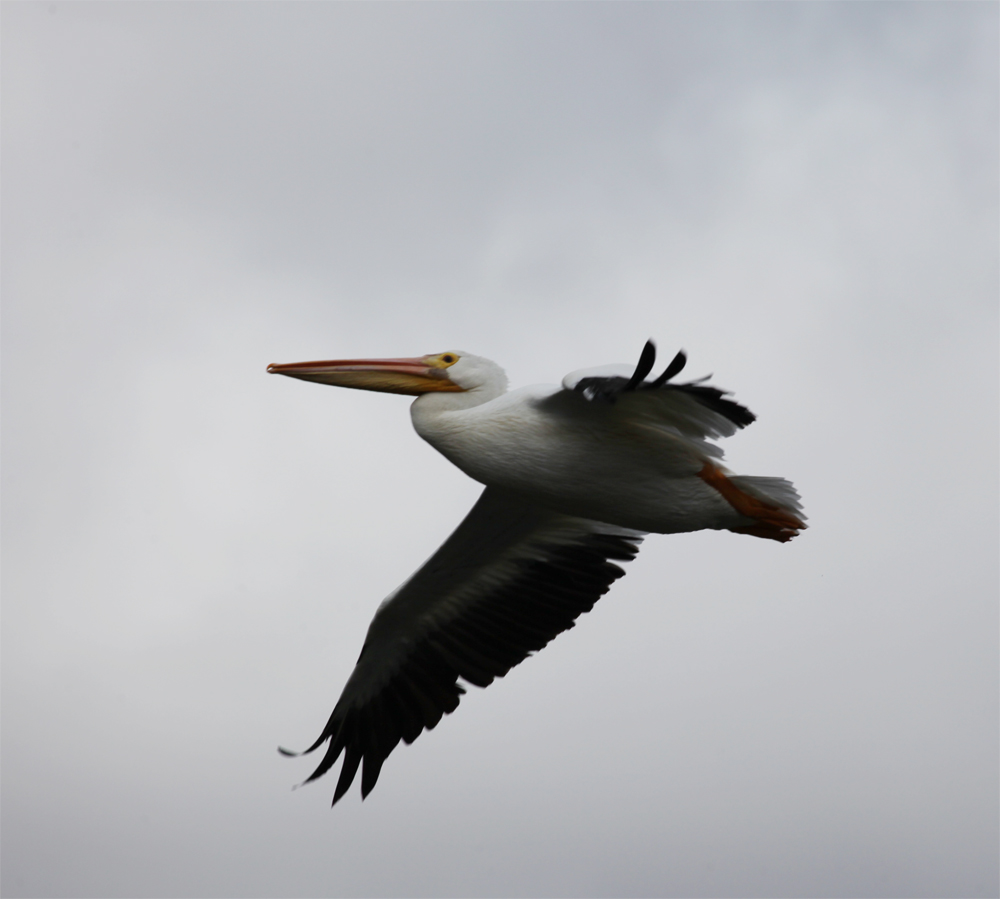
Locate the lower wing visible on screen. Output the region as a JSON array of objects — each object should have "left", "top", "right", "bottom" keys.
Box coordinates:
[{"left": 281, "top": 486, "right": 645, "bottom": 805}]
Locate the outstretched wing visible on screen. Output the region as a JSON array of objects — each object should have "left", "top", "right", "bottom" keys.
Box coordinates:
[
  {"left": 282, "top": 487, "right": 644, "bottom": 805},
  {"left": 562, "top": 340, "right": 756, "bottom": 440}
]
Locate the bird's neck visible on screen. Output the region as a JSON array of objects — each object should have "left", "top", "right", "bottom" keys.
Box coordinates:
[
  {"left": 409, "top": 385, "right": 506, "bottom": 460},
  {"left": 411, "top": 382, "right": 507, "bottom": 414}
]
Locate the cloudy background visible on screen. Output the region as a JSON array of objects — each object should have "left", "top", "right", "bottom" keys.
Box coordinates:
[{"left": 3, "top": 3, "right": 997, "bottom": 897}]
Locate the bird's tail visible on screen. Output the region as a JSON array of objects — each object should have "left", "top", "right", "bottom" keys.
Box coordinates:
[
  {"left": 697, "top": 463, "right": 806, "bottom": 542},
  {"left": 725, "top": 475, "right": 807, "bottom": 543}
]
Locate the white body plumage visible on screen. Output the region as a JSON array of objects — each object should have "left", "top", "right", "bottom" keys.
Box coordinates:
[{"left": 411, "top": 383, "right": 742, "bottom": 534}]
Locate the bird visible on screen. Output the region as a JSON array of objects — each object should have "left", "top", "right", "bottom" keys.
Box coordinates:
[{"left": 267, "top": 340, "right": 806, "bottom": 806}]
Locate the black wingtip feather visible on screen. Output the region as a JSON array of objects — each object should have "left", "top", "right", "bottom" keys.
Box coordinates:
[
  {"left": 672, "top": 384, "right": 756, "bottom": 428},
  {"left": 332, "top": 743, "right": 363, "bottom": 806},
  {"left": 624, "top": 340, "right": 657, "bottom": 391},
  {"left": 360, "top": 753, "right": 385, "bottom": 799},
  {"left": 649, "top": 350, "right": 687, "bottom": 387}
]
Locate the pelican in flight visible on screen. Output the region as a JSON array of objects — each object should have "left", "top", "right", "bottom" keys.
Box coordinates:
[{"left": 268, "top": 341, "right": 805, "bottom": 805}]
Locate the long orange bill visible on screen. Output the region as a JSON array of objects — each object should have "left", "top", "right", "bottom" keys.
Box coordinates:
[{"left": 266, "top": 357, "right": 463, "bottom": 395}]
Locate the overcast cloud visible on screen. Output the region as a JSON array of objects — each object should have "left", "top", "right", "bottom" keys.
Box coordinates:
[{"left": 2, "top": 3, "right": 997, "bottom": 898}]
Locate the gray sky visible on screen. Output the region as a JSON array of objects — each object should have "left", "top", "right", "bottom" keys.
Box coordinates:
[{"left": 2, "top": 3, "right": 997, "bottom": 897}]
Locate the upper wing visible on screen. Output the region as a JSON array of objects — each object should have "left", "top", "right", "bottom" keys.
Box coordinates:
[
  {"left": 560, "top": 340, "right": 756, "bottom": 441},
  {"left": 283, "top": 487, "right": 644, "bottom": 805},
  {"left": 552, "top": 342, "right": 806, "bottom": 540}
]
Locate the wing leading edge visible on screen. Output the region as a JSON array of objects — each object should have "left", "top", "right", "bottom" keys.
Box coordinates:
[{"left": 282, "top": 487, "right": 644, "bottom": 805}]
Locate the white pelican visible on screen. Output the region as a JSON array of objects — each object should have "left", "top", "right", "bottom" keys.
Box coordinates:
[{"left": 268, "top": 341, "right": 805, "bottom": 805}]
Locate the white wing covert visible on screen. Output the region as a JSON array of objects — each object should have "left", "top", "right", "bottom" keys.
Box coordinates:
[{"left": 283, "top": 487, "right": 644, "bottom": 805}]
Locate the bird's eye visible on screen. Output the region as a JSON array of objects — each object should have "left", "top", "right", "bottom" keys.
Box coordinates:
[{"left": 441, "top": 354, "right": 457, "bottom": 365}]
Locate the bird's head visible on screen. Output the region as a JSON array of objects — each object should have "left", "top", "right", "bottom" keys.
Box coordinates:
[{"left": 267, "top": 351, "right": 507, "bottom": 400}]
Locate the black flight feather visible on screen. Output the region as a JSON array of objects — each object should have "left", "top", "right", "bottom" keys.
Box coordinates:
[
  {"left": 623, "top": 339, "right": 657, "bottom": 391},
  {"left": 285, "top": 526, "right": 642, "bottom": 806},
  {"left": 649, "top": 349, "right": 687, "bottom": 387}
]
